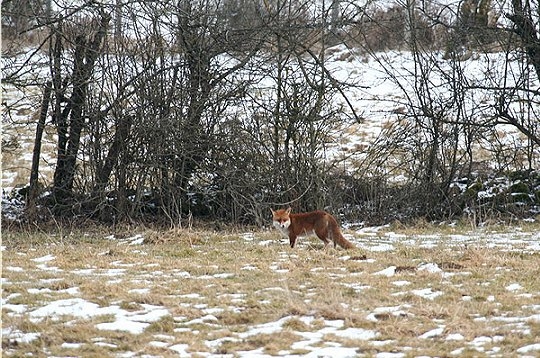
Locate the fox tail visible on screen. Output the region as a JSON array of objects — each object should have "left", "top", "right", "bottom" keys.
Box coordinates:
[
  {"left": 329, "top": 222, "right": 355, "bottom": 249},
  {"left": 335, "top": 233, "right": 355, "bottom": 249}
]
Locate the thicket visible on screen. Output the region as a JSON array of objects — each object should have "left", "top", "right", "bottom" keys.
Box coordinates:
[{"left": 2, "top": 0, "right": 540, "bottom": 226}]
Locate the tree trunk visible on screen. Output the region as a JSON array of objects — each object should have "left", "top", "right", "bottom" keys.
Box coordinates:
[
  {"left": 27, "top": 81, "right": 51, "bottom": 218},
  {"left": 52, "top": 13, "right": 110, "bottom": 205},
  {"left": 507, "top": 0, "right": 540, "bottom": 80}
]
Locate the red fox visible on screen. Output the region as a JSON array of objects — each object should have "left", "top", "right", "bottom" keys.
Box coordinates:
[{"left": 271, "top": 207, "right": 355, "bottom": 249}]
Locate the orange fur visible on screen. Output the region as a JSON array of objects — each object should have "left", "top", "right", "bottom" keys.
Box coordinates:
[{"left": 271, "top": 207, "right": 355, "bottom": 249}]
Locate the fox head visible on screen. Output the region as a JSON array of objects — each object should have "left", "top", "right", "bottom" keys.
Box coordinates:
[{"left": 271, "top": 207, "right": 292, "bottom": 230}]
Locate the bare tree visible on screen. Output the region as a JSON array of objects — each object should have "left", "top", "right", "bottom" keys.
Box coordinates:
[
  {"left": 51, "top": 12, "right": 111, "bottom": 206},
  {"left": 17, "top": 0, "right": 528, "bottom": 225},
  {"left": 348, "top": 0, "right": 540, "bottom": 221}
]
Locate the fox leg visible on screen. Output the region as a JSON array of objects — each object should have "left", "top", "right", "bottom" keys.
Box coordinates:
[
  {"left": 315, "top": 228, "right": 331, "bottom": 247},
  {"left": 325, "top": 229, "right": 336, "bottom": 248},
  {"left": 289, "top": 235, "right": 297, "bottom": 248}
]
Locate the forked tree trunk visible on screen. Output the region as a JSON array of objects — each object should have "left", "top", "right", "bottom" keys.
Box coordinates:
[{"left": 52, "top": 13, "right": 110, "bottom": 206}]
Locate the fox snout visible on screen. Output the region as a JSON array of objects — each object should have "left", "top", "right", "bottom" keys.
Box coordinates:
[{"left": 273, "top": 220, "right": 290, "bottom": 229}]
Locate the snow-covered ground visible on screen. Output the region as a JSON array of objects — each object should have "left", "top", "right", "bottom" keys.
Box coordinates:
[{"left": 3, "top": 228, "right": 540, "bottom": 357}]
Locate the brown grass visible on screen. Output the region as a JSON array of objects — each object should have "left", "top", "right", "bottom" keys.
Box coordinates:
[{"left": 2, "top": 224, "right": 540, "bottom": 356}]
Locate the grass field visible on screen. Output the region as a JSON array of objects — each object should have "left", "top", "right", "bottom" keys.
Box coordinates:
[{"left": 2, "top": 222, "right": 540, "bottom": 357}]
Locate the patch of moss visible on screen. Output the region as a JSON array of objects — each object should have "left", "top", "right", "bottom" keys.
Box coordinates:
[
  {"left": 508, "top": 170, "right": 532, "bottom": 182},
  {"left": 512, "top": 193, "right": 532, "bottom": 203},
  {"left": 509, "top": 181, "right": 529, "bottom": 194},
  {"left": 464, "top": 180, "right": 483, "bottom": 200}
]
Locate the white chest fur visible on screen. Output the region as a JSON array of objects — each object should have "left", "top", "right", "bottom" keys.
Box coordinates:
[{"left": 273, "top": 220, "right": 290, "bottom": 238}]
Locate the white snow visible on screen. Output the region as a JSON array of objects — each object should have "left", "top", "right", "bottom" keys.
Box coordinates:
[
  {"left": 27, "top": 297, "right": 170, "bottom": 334},
  {"left": 2, "top": 303, "right": 28, "bottom": 315},
  {"left": 169, "top": 343, "right": 190, "bottom": 356},
  {"left": 184, "top": 314, "right": 219, "bottom": 325},
  {"left": 5, "top": 266, "right": 25, "bottom": 272},
  {"left": 129, "top": 288, "right": 151, "bottom": 294},
  {"left": 376, "top": 353, "right": 406, "bottom": 358},
  {"left": 29, "top": 298, "right": 107, "bottom": 321},
  {"left": 2, "top": 328, "right": 41, "bottom": 344},
  {"left": 411, "top": 288, "right": 444, "bottom": 300},
  {"left": 417, "top": 263, "right": 442, "bottom": 273},
  {"left": 61, "top": 342, "right": 83, "bottom": 349},
  {"left": 517, "top": 343, "right": 540, "bottom": 354},
  {"left": 419, "top": 326, "right": 445, "bottom": 339},
  {"left": 506, "top": 283, "right": 523, "bottom": 291},
  {"left": 366, "top": 305, "right": 411, "bottom": 322},
  {"left": 374, "top": 266, "right": 397, "bottom": 277},
  {"left": 446, "top": 333, "right": 465, "bottom": 341},
  {"left": 31, "top": 254, "right": 55, "bottom": 263},
  {"left": 332, "top": 327, "right": 379, "bottom": 340}
]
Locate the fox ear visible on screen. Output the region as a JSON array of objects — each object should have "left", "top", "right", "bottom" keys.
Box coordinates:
[
  {"left": 270, "top": 208, "right": 275, "bottom": 214},
  {"left": 286, "top": 207, "right": 292, "bottom": 214}
]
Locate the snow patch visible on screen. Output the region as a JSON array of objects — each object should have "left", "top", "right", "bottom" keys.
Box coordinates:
[
  {"left": 411, "top": 288, "right": 443, "bottom": 300},
  {"left": 2, "top": 328, "right": 41, "bottom": 344},
  {"left": 374, "top": 266, "right": 396, "bottom": 277}
]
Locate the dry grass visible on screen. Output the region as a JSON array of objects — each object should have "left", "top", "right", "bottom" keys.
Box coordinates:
[{"left": 2, "top": 224, "right": 540, "bottom": 356}]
